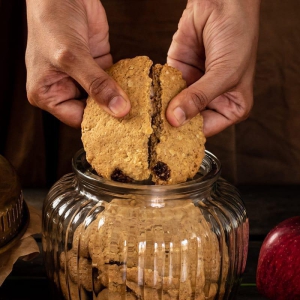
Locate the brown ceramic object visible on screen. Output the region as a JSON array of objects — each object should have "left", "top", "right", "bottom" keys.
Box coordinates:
[{"left": 0, "top": 155, "right": 29, "bottom": 253}]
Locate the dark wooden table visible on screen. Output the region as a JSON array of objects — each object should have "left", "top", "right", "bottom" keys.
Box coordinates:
[{"left": 1, "top": 186, "right": 299, "bottom": 300}]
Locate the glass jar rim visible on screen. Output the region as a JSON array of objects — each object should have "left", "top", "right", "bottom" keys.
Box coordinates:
[{"left": 72, "top": 149, "right": 222, "bottom": 195}]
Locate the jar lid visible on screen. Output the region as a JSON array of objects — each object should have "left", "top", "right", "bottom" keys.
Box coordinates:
[{"left": 0, "top": 155, "right": 29, "bottom": 253}]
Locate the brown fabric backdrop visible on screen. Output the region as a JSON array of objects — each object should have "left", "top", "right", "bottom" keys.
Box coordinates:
[{"left": 1, "top": 0, "right": 300, "bottom": 188}]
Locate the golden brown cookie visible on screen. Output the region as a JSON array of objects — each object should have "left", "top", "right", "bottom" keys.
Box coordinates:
[
  {"left": 65, "top": 250, "right": 94, "bottom": 293},
  {"left": 82, "top": 56, "right": 153, "bottom": 182},
  {"left": 81, "top": 56, "right": 206, "bottom": 185},
  {"left": 60, "top": 251, "right": 66, "bottom": 271},
  {"left": 66, "top": 250, "right": 78, "bottom": 283},
  {"left": 59, "top": 270, "right": 89, "bottom": 300},
  {"left": 78, "top": 257, "right": 93, "bottom": 292},
  {"left": 59, "top": 270, "right": 69, "bottom": 300},
  {"left": 150, "top": 64, "right": 206, "bottom": 184}
]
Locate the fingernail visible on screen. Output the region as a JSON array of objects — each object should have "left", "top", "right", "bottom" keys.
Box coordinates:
[
  {"left": 108, "top": 96, "right": 128, "bottom": 115},
  {"left": 173, "top": 107, "right": 186, "bottom": 125}
]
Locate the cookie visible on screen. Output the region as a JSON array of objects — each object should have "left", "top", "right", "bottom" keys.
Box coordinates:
[
  {"left": 59, "top": 270, "right": 89, "bottom": 300},
  {"left": 82, "top": 56, "right": 153, "bottom": 182},
  {"left": 65, "top": 250, "right": 94, "bottom": 292},
  {"left": 81, "top": 56, "right": 206, "bottom": 185},
  {"left": 150, "top": 64, "right": 206, "bottom": 184}
]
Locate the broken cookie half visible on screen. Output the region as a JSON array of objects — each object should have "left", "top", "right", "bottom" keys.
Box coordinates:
[{"left": 81, "top": 56, "right": 206, "bottom": 185}]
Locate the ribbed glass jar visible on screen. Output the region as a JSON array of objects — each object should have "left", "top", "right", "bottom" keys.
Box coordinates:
[{"left": 42, "top": 149, "right": 248, "bottom": 300}]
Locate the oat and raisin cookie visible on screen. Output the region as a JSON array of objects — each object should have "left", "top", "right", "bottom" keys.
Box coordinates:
[
  {"left": 81, "top": 56, "right": 206, "bottom": 185},
  {"left": 82, "top": 56, "right": 153, "bottom": 182}
]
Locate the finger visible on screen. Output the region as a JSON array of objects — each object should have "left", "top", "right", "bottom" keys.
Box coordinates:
[
  {"left": 201, "top": 109, "right": 235, "bottom": 137},
  {"left": 167, "top": 57, "right": 204, "bottom": 86},
  {"left": 202, "top": 87, "right": 252, "bottom": 137},
  {"left": 55, "top": 50, "right": 131, "bottom": 118},
  {"left": 94, "top": 54, "right": 113, "bottom": 71},
  {"left": 29, "top": 76, "right": 86, "bottom": 127},
  {"left": 167, "top": 5, "right": 207, "bottom": 85},
  {"left": 27, "top": 72, "right": 80, "bottom": 105},
  {"left": 44, "top": 76, "right": 83, "bottom": 101},
  {"left": 166, "top": 67, "right": 238, "bottom": 127},
  {"left": 50, "top": 99, "right": 86, "bottom": 128}
]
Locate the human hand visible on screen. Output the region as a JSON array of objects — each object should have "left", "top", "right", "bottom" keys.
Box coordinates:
[
  {"left": 167, "top": 0, "right": 261, "bottom": 137},
  {"left": 25, "top": 0, "right": 130, "bottom": 127}
]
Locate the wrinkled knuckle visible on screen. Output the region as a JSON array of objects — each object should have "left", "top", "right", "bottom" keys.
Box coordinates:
[
  {"left": 26, "top": 84, "right": 38, "bottom": 107},
  {"left": 53, "top": 47, "right": 77, "bottom": 69},
  {"left": 89, "top": 77, "right": 110, "bottom": 100},
  {"left": 242, "top": 100, "right": 253, "bottom": 120},
  {"left": 236, "top": 95, "right": 253, "bottom": 122},
  {"left": 26, "top": 82, "right": 49, "bottom": 109},
  {"left": 190, "top": 91, "right": 209, "bottom": 112},
  {"left": 27, "top": 94, "right": 36, "bottom": 106},
  {"left": 238, "top": 109, "right": 250, "bottom": 122}
]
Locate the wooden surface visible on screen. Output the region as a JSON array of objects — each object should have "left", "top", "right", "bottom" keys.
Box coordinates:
[{"left": 1, "top": 186, "right": 299, "bottom": 299}]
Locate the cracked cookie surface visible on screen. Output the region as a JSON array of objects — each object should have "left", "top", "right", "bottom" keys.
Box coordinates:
[{"left": 81, "top": 56, "right": 206, "bottom": 185}]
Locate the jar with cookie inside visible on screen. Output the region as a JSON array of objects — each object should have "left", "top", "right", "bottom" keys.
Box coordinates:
[{"left": 42, "top": 149, "right": 248, "bottom": 300}]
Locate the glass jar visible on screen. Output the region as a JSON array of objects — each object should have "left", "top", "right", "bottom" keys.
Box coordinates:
[{"left": 42, "top": 149, "right": 248, "bottom": 300}]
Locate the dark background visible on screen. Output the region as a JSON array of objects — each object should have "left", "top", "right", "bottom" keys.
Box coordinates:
[{"left": 1, "top": 0, "right": 300, "bottom": 188}]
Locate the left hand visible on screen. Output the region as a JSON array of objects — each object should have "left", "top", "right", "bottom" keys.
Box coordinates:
[{"left": 25, "top": 0, "right": 130, "bottom": 128}]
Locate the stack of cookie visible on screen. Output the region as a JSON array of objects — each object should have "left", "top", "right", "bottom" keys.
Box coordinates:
[{"left": 58, "top": 199, "right": 229, "bottom": 300}]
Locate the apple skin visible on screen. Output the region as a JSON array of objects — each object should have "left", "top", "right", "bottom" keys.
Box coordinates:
[{"left": 256, "top": 216, "right": 300, "bottom": 300}]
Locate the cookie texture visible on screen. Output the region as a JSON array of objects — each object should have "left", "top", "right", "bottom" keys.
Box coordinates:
[
  {"left": 82, "top": 56, "right": 153, "bottom": 182},
  {"left": 81, "top": 56, "right": 206, "bottom": 184},
  {"left": 150, "top": 64, "right": 205, "bottom": 184}
]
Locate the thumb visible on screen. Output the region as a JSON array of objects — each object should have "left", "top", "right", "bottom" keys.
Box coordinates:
[
  {"left": 166, "top": 68, "right": 234, "bottom": 126},
  {"left": 60, "top": 51, "right": 131, "bottom": 118}
]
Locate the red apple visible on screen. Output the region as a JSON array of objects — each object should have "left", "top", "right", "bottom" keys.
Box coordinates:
[{"left": 256, "top": 216, "right": 300, "bottom": 300}]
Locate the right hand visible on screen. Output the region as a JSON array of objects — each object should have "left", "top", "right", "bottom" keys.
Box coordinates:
[
  {"left": 25, "top": 0, "right": 130, "bottom": 127},
  {"left": 166, "top": 0, "right": 261, "bottom": 137}
]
